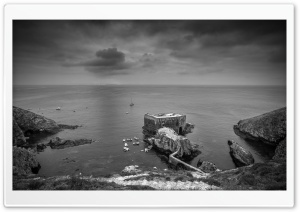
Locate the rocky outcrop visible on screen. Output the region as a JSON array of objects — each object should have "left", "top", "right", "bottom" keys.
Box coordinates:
[
  {"left": 228, "top": 140, "right": 254, "bottom": 167},
  {"left": 58, "top": 124, "right": 81, "bottom": 130},
  {"left": 183, "top": 122, "right": 194, "bottom": 134},
  {"left": 13, "top": 106, "right": 60, "bottom": 136},
  {"left": 13, "top": 117, "right": 26, "bottom": 146},
  {"left": 207, "top": 160, "right": 286, "bottom": 190},
  {"left": 147, "top": 127, "right": 200, "bottom": 159},
  {"left": 36, "top": 143, "right": 47, "bottom": 152},
  {"left": 273, "top": 138, "right": 286, "bottom": 161},
  {"left": 13, "top": 106, "right": 82, "bottom": 146},
  {"left": 47, "top": 137, "right": 95, "bottom": 149},
  {"left": 233, "top": 107, "right": 286, "bottom": 146},
  {"left": 197, "top": 160, "right": 218, "bottom": 173},
  {"left": 13, "top": 147, "right": 41, "bottom": 176}
]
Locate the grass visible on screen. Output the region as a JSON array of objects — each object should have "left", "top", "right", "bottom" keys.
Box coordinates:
[
  {"left": 207, "top": 161, "right": 286, "bottom": 190},
  {"left": 13, "top": 175, "right": 155, "bottom": 190},
  {"left": 13, "top": 160, "right": 286, "bottom": 190},
  {"left": 197, "top": 178, "right": 221, "bottom": 187}
]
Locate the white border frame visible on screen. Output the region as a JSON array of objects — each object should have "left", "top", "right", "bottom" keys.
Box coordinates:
[{"left": 3, "top": 4, "right": 294, "bottom": 207}]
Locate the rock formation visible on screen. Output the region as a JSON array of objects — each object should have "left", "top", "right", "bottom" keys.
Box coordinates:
[
  {"left": 272, "top": 138, "right": 286, "bottom": 161},
  {"left": 36, "top": 143, "right": 47, "bottom": 152},
  {"left": 233, "top": 107, "right": 286, "bottom": 146},
  {"left": 147, "top": 127, "right": 200, "bottom": 159},
  {"left": 197, "top": 160, "right": 218, "bottom": 173},
  {"left": 13, "top": 147, "right": 41, "bottom": 176},
  {"left": 12, "top": 106, "right": 82, "bottom": 146},
  {"left": 58, "top": 124, "right": 81, "bottom": 130},
  {"left": 13, "top": 106, "right": 61, "bottom": 136},
  {"left": 183, "top": 122, "right": 195, "bottom": 134},
  {"left": 47, "top": 137, "right": 95, "bottom": 149},
  {"left": 228, "top": 140, "right": 255, "bottom": 167},
  {"left": 13, "top": 117, "right": 26, "bottom": 146}
]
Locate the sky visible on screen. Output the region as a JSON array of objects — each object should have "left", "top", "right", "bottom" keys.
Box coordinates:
[{"left": 13, "top": 20, "right": 286, "bottom": 86}]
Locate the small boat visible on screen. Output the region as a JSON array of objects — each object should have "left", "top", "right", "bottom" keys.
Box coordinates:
[
  {"left": 133, "top": 142, "right": 136, "bottom": 145},
  {"left": 134, "top": 137, "right": 139, "bottom": 140},
  {"left": 56, "top": 107, "right": 61, "bottom": 110},
  {"left": 122, "top": 139, "right": 126, "bottom": 142},
  {"left": 123, "top": 147, "right": 129, "bottom": 152},
  {"left": 124, "top": 143, "right": 128, "bottom": 147},
  {"left": 130, "top": 98, "right": 134, "bottom": 107},
  {"left": 126, "top": 112, "right": 129, "bottom": 114}
]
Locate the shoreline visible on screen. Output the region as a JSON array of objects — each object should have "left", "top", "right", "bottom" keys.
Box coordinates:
[{"left": 12, "top": 106, "right": 286, "bottom": 190}]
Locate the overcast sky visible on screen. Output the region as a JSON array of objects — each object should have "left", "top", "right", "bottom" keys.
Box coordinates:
[{"left": 13, "top": 20, "right": 286, "bottom": 86}]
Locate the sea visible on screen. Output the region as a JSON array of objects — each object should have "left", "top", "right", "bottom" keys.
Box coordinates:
[{"left": 13, "top": 85, "right": 286, "bottom": 177}]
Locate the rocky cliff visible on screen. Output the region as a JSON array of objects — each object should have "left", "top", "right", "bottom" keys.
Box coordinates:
[
  {"left": 233, "top": 107, "right": 286, "bottom": 146},
  {"left": 272, "top": 138, "right": 286, "bottom": 161},
  {"left": 13, "top": 117, "right": 26, "bottom": 146},
  {"left": 13, "top": 147, "right": 41, "bottom": 176},
  {"left": 13, "top": 106, "right": 61, "bottom": 136},
  {"left": 13, "top": 106, "right": 80, "bottom": 146}
]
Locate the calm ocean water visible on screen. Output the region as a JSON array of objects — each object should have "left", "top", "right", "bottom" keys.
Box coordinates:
[{"left": 13, "top": 85, "right": 286, "bottom": 177}]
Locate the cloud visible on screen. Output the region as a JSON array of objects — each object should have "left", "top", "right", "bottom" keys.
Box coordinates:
[
  {"left": 95, "top": 48, "right": 125, "bottom": 62},
  {"left": 64, "top": 48, "right": 136, "bottom": 75},
  {"left": 138, "top": 53, "right": 165, "bottom": 68},
  {"left": 13, "top": 20, "right": 287, "bottom": 85}
]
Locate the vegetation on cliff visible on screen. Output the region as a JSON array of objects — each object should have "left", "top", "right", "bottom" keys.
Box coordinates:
[{"left": 13, "top": 147, "right": 41, "bottom": 176}]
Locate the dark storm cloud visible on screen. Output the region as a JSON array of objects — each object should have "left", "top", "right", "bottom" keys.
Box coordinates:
[
  {"left": 84, "top": 48, "right": 125, "bottom": 67},
  {"left": 161, "top": 20, "right": 286, "bottom": 65},
  {"left": 13, "top": 20, "right": 286, "bottom": 85},
  {"left": 64, "top": 48, "right": 135, "bottom": 74}
]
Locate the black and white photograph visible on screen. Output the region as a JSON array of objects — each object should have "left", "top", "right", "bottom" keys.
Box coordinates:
[{"left": 12, "top": 19, "right": 287, "bottom": 191}]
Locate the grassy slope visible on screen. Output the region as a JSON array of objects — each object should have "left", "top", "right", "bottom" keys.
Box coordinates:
[{"left": 13, "top": 159, "right": 286, "bottom": 190}]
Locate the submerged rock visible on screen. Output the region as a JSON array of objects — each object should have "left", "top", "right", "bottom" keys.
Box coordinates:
[
  {"left": 13, "top": 117, "right": 26, "bottom": 146},
  {"left": 13, "top": 106, "right": 60, "bottom": 136},
  {"left": 148, "top": 127, "right": 200, "bottom": 160},
  {"left": 47, "top": 137, "right": 94, "bottom": 149},
  {"left": 13, "top": 147, "right": 41, "bottom": 176},
  {"left": 197, "top": 160, "right": 218, "bottom": 173},
  {"left": 228, "top": 140, "right": 254, "bottom": 167},
  {"left": 233, "top": 107, "right": 286, "bottom": 146}
]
